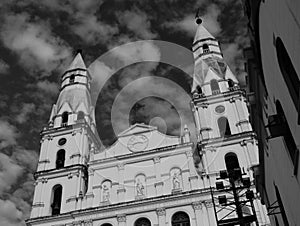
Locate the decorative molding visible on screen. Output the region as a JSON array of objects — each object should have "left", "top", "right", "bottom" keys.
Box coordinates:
[
  {"left": 117, "top": 214, "right": 126, "bottom": 222},
  {"left": 83, "top": 220, "right": 93, "bottom": 226},
  {"left": 156, "top": 208, "right": 166, "bottom": 216},
  {"left": 32, "top": 202, "right": 44, "bottom": 208},
  {"left": 38, "top": 159, "right": 50, "bottom": 164},
  {"left": 88, "top": 168, "right": 94, "bottom": 176},
  {"left": 185, "top": 150, "right": 193, "bottom": 157},
  {"left": 171, "top": 188, "right": 182, "bottom": 194},
  {"left": 70, "top": 153, "right": 81, "bottom": 159},
  {"left": 188, "top": 175, "right": 198, "bottom": 181},
  {"left": 192, "top": 201, "right": 202, "bottom": 210},
  {"left": 154, "top": 181, "right": 164, "bottom": 187},
  {"left": 153, "top": 156, "right": 160, "bottom": 163},
  {"left": 117, "top": 188, "right": 126, "bottom": 193},
  {"left": 117, "top": 163, "right": 125, "bottom": 170},
  {"left": 236, "top": 119, "right": 249, "bottom": 127},
  {"left": 204, "top": 200, "right": 213, "bottom": 208}
]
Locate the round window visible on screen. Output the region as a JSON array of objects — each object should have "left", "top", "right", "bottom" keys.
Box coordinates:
[
  {"left": 58, "top": 138, "right": 67, "bottom": 146},
  {"left": 215, "top": 105, "right": 225, "bottom": 114}
]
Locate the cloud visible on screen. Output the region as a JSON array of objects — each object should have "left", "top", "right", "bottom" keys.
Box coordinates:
[
  {"left": 36, "top": 80, "right": 59, "bottom": 96},
  {"left": 0, "top": 59, "right": 9, "bottom": 74},
  {"left": 0, "top": 13, "right": 72, "bottom": 76},
  {"left": 0, "top": 120, "right": 19, "bottom": 148},
  {"left": 164, "top": 3, "right": 222, "bottom": 37},
  {"left": 117, "top": 8, "right": 157, "bottom": 39},
  {"left": 15, "top": 103, "right": 36, "bottom": 124},
  {"left": 0, "top": 153, "right": 23, "bottom": 193},
  {"left": 0, "top": 199, "right": 24, "bottom": 226},
  {"left": 72, "top": 15, "right": 119, "bottom": 45}
]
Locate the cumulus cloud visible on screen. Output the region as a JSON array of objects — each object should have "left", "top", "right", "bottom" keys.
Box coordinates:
[
  {"left": 0, "top": 13, "right": 72, "bottom": 76},
  {"left": 0, "top": 120, "right": 19, "bottom": 148},
  {"left": 72, "top": 15, "right": 119, "bottom": 45},
  {"left": 0, "top": 199, "right": 24, "bottom": 226},
  {"left": 15, "top": 103, "right": 36, "bottom": 124},
  {"left": 164, "top": 4, "right": 222, "bottom": 37},
  {"left": 36, "top": 80, "right": 59, "bottom": 96},
  {"left": 0, "top": 153, "right": 23, "bottom": 193},
  {"left": 117, "top": 8, "right": 157, "bottom": 39}
]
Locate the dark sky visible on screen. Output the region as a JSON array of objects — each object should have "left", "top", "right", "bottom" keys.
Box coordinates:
[{"left": 0, "top": 0, "right": 248, "bottom": 225}]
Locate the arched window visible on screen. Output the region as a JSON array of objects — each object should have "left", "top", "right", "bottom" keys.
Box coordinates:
[
  {"left": 225, "top": 152, "right": 241, "bottom": 180},
  {"left": 275, "top": 38, "right": 299, "bottom": 112},
  {"left": 101, "top": 224, "right": 113, "bottom": 226},
  {"left": 196, "top": 85, "right": 202, "bottom": 94},
  {"left": 61, "top": 112, "right": 68, "bottom": 126},
  {"left": 172, "top": 211, "right": 190, "bottom": 226},
  {"left": 228, "top": 79, "right": 234, "bottom": 88},
  {"left": 218, "top": 117, "right": 231, "bottom": 137},
  {"left": 274, "top": 184, "right": 289, "bottom": 226},
  {"left": 56, "top": 149, "right": 65, "bottom": 169},
  {"left": 134, "top": 217, "right": 151, "bottom": 226},
  {"left": 203, "top": 43, "right": 209, "bottom": 53},
  {"left": 51, "top": 185, "right": 62, "bottom": 215},
  {"left": 69, "top": 74, "right": 75, "bottom": 84},
  {"left": 275, "top": 101, "right": 298, "bottom": 169},
  {"left": 210, "top": 79, "right": 220, "bottom": 94},
  {"left": 77, "top": 111, "right": 85, "bottom": 121}
]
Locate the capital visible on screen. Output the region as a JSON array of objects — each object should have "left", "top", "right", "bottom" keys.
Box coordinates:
[
  {"left": 156, "top": 208, "right": 166, "bottom": 216},
  {"left": 117, "top": 214, "right": 126, "bottom": 222}
]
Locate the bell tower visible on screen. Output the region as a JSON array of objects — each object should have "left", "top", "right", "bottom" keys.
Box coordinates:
[
  {"left": 30, "top": 51, "right": 99, "bottom": 219},
  {"left": 191, "top": 20, "right": 259, "bottom": 186}
]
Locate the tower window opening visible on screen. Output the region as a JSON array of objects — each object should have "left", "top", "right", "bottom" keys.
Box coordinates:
[
  {"left": 77, "top": 111, "right": 85, "bottom": 121},
  {"left": 196, "top": 85, "right": 202, "bottom": 94},
  {"left": 203, "top": 44, "right": 209, "bottom": 53},
  {"left": 51, "top": 185, "right": 62, "bottom": 215},
  {"left": 228, "top": 79, "right": 234, "bottom": 88},
  {"left": 218, "top": 117, "right": 231, "bottom": 137},
  {"left": 171, "top": 211, "right": 190, "bottom": 226},
  {"left": 69, "top": 74, "right": 75, "bottom": 84},
  {"left": 275, "top": 38, "right": 299, "bottom": 113},
  {"left": 61, "top": 112, "right": 68, "bottom": 126},
  {"left": 134, "top": 217, "right": 151, "bottom": 226},
  {"left": 225, "top": 152, "right": 241, "bottom": 180},
  {"left": 211, "top": 79, "right": 220, "bottom": 94},
  {"left": 56, "top": 149, "right": 65, "bottom": 169}
]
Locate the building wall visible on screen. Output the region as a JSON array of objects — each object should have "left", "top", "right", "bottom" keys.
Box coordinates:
[{"left": 244, "top": 0, "right": 300, "bottom": 225}]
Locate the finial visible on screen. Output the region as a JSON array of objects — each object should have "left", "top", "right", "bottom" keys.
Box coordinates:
[{"left": 195, "top": 8, "right": 202, "bottom": 25}]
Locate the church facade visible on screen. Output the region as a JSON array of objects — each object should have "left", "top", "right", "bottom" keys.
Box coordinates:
[{"left": 26, "top": 20, "right": 270, "bottom": 226}]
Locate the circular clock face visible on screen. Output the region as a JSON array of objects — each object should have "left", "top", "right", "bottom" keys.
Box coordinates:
[{"left": 127, "top": 135, "right": 149, "bottom": 152}]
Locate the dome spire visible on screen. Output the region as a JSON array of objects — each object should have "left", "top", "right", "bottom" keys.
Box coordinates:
[
  {"left": 66, "top": 50, "right": 86, "bottom": 72},
  {"left": 193, "top": 17, "right": 216, "bottom": 46}
]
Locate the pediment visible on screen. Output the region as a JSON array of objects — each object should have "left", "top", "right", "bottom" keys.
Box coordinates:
[
  {"left": 117, "top": 123, "right": 157, "bottom": 137},
  {"left": 94, "top": 123, "right": 181, "bottom": 160}
]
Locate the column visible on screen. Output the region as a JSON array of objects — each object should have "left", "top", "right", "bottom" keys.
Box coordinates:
[
  {"left": 186, "top": 150, "right": 199, "bottom": 190},
  {"left": 156, "top": 208, "right": 166, "bottom": 226},
  {"left": 117, "top": 214, "right": 126, "bottom": 226},
  {"left": 85, "top": 168, "right": 94, "bottom": 208},
  {"left": 205, "top": 201, "right": 217, "bottom": 225},
  {"left": 192, "top": 202, "right": 203, "bottom": 226},
  {"left": 117, "top": 163, "right": 126, "bottom": 202},
  {"left": 154, "top": 157, "right": 164, "bottom": 196}
]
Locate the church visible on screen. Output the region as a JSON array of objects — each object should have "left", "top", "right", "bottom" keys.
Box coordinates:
[{"left": 26, "top": 18, "right": 270, "bottom": 226}]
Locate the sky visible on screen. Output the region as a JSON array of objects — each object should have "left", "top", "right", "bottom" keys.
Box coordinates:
[{"left": 0, "top": 0, "right": 249, "bottom": 225}]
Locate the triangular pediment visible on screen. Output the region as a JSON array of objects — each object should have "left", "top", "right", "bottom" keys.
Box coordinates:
[
  {"left": 94, "top": 123, "right": 181, "bottom": 159},
  {"left": 117, "top": 123, "right": 157, "bottom": 137}
]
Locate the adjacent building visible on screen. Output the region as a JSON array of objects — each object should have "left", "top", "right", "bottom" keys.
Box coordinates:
[{"left": 243, "top": 0, "right": 300, "bottom": 225}]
